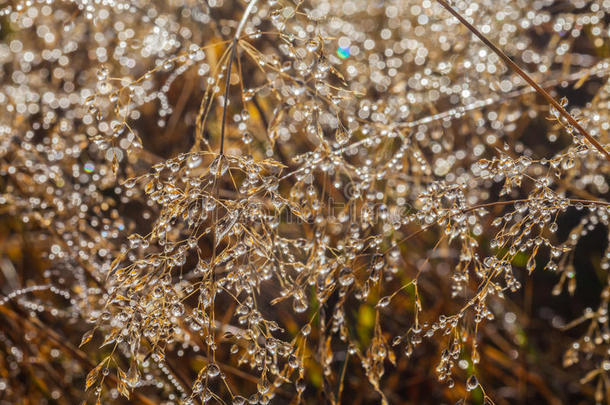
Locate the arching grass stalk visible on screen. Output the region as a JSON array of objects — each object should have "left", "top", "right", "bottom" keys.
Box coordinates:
[{"left": 435, "top": 0, "right": 610, "bottom": 162}]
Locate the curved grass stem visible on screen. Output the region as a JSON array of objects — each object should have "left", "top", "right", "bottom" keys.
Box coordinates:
[
  {"left": 219, "top": 0, "right": 259, "bottom": 156},
  {"left": 435, "top": 0, "right": 610, "bottom": 162}
]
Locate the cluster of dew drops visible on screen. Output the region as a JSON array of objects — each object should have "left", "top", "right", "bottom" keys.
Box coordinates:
[{"left": 2, "top": 0, "right": 610, "bottom": 404}]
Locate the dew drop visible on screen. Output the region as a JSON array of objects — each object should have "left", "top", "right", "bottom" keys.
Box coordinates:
[
  {"left": 210, "top": 155, "right": 229, "bottom": 177},
  {"left": 466, "top": 375, "right": 479, "bottom": 391},
  {"left": 338, "top": 267, "right": 354, "bottom": 286},
  {"left": 207, "top": 363, "right": 220, "bottom": 378},
  {"left": 376, "top": 295, "right": 391, "bottom": 309},
  {"left": 187, "top": 154, "right": 203, "bottom": 169},
  {"left": 232, "top": 396, "right": 246, "bottom": 405}
]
